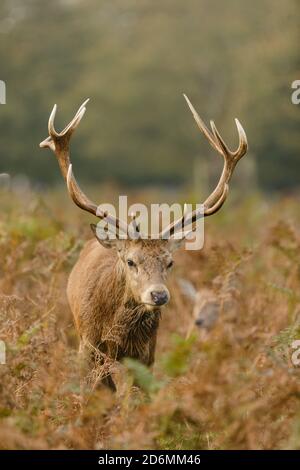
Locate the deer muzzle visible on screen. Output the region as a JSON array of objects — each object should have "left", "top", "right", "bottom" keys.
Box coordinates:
[{"left": 141, "top": 284, "right": 170, "bottom": 308}]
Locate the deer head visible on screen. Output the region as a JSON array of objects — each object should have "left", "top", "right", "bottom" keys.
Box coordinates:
[
  {"left": 179, "top": 279, "right": 220, "bottom": 330},
  {"left": 40, "top": 96, "right": 248, "bottom": 310},
  {"left": 93, "top": 234, "right": 175, "bottom": 308}
]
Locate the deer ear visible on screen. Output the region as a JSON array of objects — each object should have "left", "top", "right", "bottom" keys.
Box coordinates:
[
  {"left": 178, "top": 278, "right": 197, "bottom": 301},
  {"left": 90, "top": 224, "right": 120, "bottom": 249}
]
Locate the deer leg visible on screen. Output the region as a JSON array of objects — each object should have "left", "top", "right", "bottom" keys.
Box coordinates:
[
  {"left": 143, "top": 333, "right": 157, "bottom": 369},
  {"left": 101, "top": 374, "right": 116, "bottom": 392},
  {"left": 79, "top": 340, "right": 117, "bottom": 392},
  {"left": 78, "top": 340, "right": 94, "bottom": 392}
]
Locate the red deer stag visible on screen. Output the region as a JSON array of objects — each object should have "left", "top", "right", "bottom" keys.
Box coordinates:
[{"left": 40, "top": 96, "right": 248, "bottom": 390}]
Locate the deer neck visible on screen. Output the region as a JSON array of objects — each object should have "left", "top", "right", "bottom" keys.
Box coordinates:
[{"left": 114, "top": 256, "right": 138, "bottom": 309}]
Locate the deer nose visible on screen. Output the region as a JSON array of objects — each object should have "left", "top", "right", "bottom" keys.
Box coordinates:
[
  {"left": 195, "top": 318, "right": 205, "bottom": 327},
  {"left": 151, "top": 290, "right": 169, "bottom": 306}
]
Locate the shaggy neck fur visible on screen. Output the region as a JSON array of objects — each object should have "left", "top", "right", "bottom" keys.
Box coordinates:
[{"left": 98, "top": 252, "right": 161, "bottom": 361}]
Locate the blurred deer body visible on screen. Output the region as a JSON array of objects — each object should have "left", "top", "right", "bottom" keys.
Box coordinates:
[
  {"left": 179, "top": 279, "right": 220, "bottom": 335},
  {"left": 180, "top": 265, "right": 244, "bottom": 337},
  {"left": 40, "top": 97, "right": 248, "bottom": 390}
]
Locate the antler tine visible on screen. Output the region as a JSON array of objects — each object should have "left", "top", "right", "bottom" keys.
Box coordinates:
[
  {"left": 210, "top": 118, "right": 248, "bottom": 161},
  {"left": 61, "top": 98, "right": 90, "bottom": 136},
  {"left": 48, "top": 104, "right": 59, "bottom": 138},
  {"left": 233, "top": 118, "right": 248, "bottom": 160},
  {"left": 40, "top": 100, "right": 129, "bottom": 237},
  {"left": 202, "top": 117, "right": 248, "bottom": 210},
  {"left": 160, "top": 95, "right": 248, "bottom": 239},
  {"left": 183, "top": 94, "right": 221, "bottom": 154},
  {"left": 40, "top": 99, "right": 90, "bottom": 179},
  {"left": 210, "top": 120, "right": 231, "bottom": 157},
  {"left": 47, "top": 98, "right": 90, "bottom": 140}
]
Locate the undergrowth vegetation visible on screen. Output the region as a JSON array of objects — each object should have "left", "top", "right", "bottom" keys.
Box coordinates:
[{"left": 0, "top": 188, "right": 299, "bottom": 449}]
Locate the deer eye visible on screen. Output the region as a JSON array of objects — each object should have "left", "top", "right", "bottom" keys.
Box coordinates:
[
  {"left": 167, "top": 260, "right": 174, "bottom": 269},
  {"left": 127, "top": 259, "right": 136, "bottom": 268}
]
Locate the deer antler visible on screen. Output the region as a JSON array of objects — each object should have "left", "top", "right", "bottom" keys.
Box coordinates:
[
  {"left": 160, "top": 94, "right": 248, "bottom": 238},
  {"left": 40, "top": 100, "right": 128, "bottom": 235}
]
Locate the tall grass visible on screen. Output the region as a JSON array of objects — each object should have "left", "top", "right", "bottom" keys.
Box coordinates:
[{"left": 0, "top": 188, "right": 299, "bottom": 449}]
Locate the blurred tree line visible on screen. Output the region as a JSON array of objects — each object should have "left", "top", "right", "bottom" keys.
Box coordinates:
[{"left": 0, "top": 0, "right": 299, "bottom": 191}]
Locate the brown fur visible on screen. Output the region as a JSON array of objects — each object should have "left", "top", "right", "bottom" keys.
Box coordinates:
[{"left": 67, "top": 237, "right": 175, "bottom": 389}]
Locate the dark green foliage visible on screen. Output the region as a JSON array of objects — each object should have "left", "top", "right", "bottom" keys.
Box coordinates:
[{"left": 0, "top": 0, "right": 299, "bottom": 190}]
